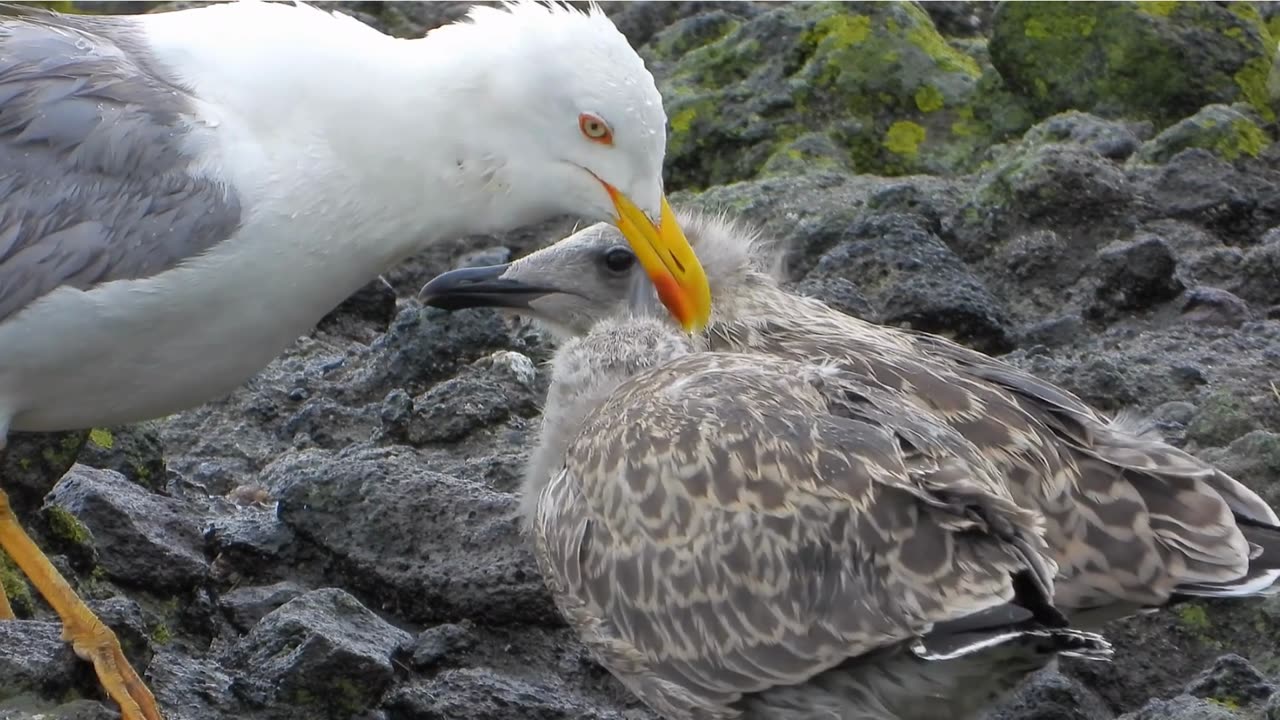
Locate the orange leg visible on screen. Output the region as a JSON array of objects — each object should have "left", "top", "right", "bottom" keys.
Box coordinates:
[{"left": 0, "top": 487, "right": 162, "bottom": 720}]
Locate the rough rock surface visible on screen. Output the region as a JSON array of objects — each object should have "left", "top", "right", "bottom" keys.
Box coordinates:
[{"left": 2, "top": 2, "right": 1280, "bottom": 720}]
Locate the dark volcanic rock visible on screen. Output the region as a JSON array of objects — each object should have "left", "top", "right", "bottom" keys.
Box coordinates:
[
  {"left": 44, "top": 467, "right": 207, "bottom": 590},
  {"left": 1185, "top": 654, "right": 1278, "bottom": 709},
  {"left": 351, "top": 306, "right": 534, "bottom": 399},
  {"left": 1087, "top": 235, "right": 1184, "bottom": 319},
  {"left": 1118, "top": 696, "right": 1245, "bottom": 720},
  {"left": 383, "top": 668, "right": 644, "bottom": 720},
  {"left": 807, "top": 213, "right": 1014, "bottom": 353},
  {"left": 402, "top": 351, "right": 539, "bottom": 445},
  {"left": 218, "top": 581, "right": 307, "bottom": 634},
  {"left": 75, "top": 424, "right": 167, "bottom": 494},
  {"left": 222, "top": 588, "right": 411, "bottom": 719},
  {"left": 267, "top": 446, "right": 553, "bottom": 626},
  {"left": 405, "top": 621, "right": 475, "bottom": 670},
  {"left": 986, "top": 670, "right": 1115, "bottom": 720},
  {"left": 0, "top": 621, "right": 84, "bottom": 702}
]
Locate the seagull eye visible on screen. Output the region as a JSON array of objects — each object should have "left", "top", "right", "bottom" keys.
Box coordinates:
[
  {"left": 579, "top": 113, "right": 613, "bottom": 145},
  {"left": 602, "top": 247, "right": 635, "bottom": 274}
]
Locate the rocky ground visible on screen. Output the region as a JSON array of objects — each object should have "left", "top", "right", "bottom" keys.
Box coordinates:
[{"left": 2, "top": 1, "right": 1280, "bottom": 719}]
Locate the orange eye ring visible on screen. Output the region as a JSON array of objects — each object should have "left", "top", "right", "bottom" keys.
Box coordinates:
[{"left": 579, "top": 113, "right": 613, "bottom": 145}]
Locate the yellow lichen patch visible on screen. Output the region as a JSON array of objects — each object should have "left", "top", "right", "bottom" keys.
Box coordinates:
[
  {"left": 1138, "top": 1, "right": 1180, "bottom": 18},
  {"left": 1177, "top": 603, "right": 1210, "bottom": 631},
  {"left": 809, "top": 13, "right": 872, "bottom": 52},
  {"left": 88, "top": 428, "right": 114, "bottom": 450},
  {"left": 915, "top": 84, "right": 945, "bottom": 113},
  {"left": 884, "top": 121, "right": 927, "bottom": 157},
  {"left": 1025, "top": 12, "right": 1097, "bottom": 40},
  {"left": 1235, "top": 57, "right": 1277, "bottom": 122},
  {"left": 670, "top": 106, "right": 697, "bottom": 135}
]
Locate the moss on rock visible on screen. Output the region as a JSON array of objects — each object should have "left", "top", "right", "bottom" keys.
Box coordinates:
[
  {"left": 1134, "top": 104, "right": 1272, "bottom": 163},
  {"left": 0, "top": 548, "right": 34, "bottom": 617},
  {"left": 990, "top": 1, "right": 1278, "bottom": 128},
  {"left": 645, "top": 2, "right": 1025, "bottom": 189}
]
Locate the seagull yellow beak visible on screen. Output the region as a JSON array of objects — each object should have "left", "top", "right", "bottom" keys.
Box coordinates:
[{"left": 602, "top": 184, "right": 712, "bottom": 333}]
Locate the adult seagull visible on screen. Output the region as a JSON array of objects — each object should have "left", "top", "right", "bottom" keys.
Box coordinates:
[{"left": 0, "top": 2, "right": 712, "bottom": 719}]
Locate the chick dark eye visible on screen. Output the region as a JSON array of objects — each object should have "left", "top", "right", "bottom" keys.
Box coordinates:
[{"left": 602, "top": 247, "right": 636, "bottom": 274}]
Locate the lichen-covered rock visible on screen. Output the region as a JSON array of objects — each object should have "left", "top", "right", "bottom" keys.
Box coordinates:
[
  {"left": 990, "top": 2, "right": 1279, "bottom": 128},
  {"left": 646, "top": 1, "right": 1027, "bottom": 187},
  {"left": 75, "top": 423, "right": 167, "bottom": 494},
  {"left": 1017, "top": 111, "right": 1151, "bottom": 161},
  {"left": 1135, "top": 104, "right": 1273, "bottom": 164},
  {"left": 1118, "top": 696, "right": 1246, "bottom": 720},
  {"left": 44, "top": 466, "right": 208, "bottom": 590}
]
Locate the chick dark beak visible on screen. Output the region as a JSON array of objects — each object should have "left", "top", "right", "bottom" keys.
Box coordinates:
[{"left": 418, "top": 263, "right": 559, "bottom": 311}]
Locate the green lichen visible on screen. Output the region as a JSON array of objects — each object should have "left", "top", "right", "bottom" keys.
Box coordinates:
[
  {"left": 809, "top": 13, "right": 872, "bottom": 51},
  {"left": 45, "top": 506, "right": 91, "bottom": 548},
  {"left": 670, "top": 106, "right": 697, "bottom": 136},
  {"left": 1138, "top": 1, "right": 1181, "bottom": 18},
  {"left": 1177, "top": 603, "right": 1211, "bottom": 631},
  {"left": 884, "top": 121, "right": 927, "bottom": 157},
  {"left": 1208, "top": 697, "right": 1242, "bottom": 711},
  {"left": 88, "top": 428, "right": 114, "bottom": 450},
  {"left": 914, "top": 84, "right": 945, "bottom": 113},
  {"left": 902, "top": 4, "right": 982, "bottom": 78},
  {"left": 150, "top": 623, "right": 172, "bottom": 645},
  {"left": 1135, "top": 105, "right": 1272, "bottom": 163},
  {"left": 1235, "top": 56, "right": 1277, "bottom": 122},
  {"left": 992, "top": 1, "right": 1277, "bottom": 128},
  {"left": 0, "top": 549, "right": 34, "bottom": 617}
]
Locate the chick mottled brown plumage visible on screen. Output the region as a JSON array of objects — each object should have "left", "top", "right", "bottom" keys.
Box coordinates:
[
  {"left": 421, "top": 208, "right": 1280, "bottom": 622},
  {"left": 527, "top": 313, "right": 1109, "bottom": 720}
]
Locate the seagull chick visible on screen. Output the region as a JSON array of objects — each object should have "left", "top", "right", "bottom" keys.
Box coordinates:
[{"left": 526, "top": 313, "right": 1110, "bottom": 720}]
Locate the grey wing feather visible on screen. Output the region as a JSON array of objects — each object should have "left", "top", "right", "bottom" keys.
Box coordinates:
[
  {"left": 537, "top": 353, "right": 1057, "bottom": 717},
  {"left": 0, "top": 11, "right": 241, "bottom": 323}
]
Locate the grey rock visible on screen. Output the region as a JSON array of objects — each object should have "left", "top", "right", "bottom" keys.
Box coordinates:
[
  {"left": 204, "top": 507, "right": 298, "bottom": 584},
  {"left": 405, "top": 621, "right": 475, "bottom": 670},
  {"left": 1022, "top": 111, "right": 1149, "bottom": 161},
  {"left": 351, "top": 306, "right": 527, "bottom": 398},
  {"left": 1198, "top": 431, "right": 1280, "bottom": 510},
  {"left": 1240, "top": 239, "right": 1280, "bottom": 307},
  {"left": 0, "top": 701, "right": 117, "bottom": 720},
  {"left": 267, "top": 446, "right": 554, "bottom": 626},
  {"left": 1088, "top": 235, "right": 1184, "bottom": 318},
  {"left": 1135, "top": 149, "right": 1280, "bottom": 244},
  {"left": 44, "top": 466, "right": 207, "bottom": 590},
  {"left": 0, "top": 621, "right": 82, "bottom": 702},
  {"left": 1118, "top": 695, "right": 1245, "bottom": 720},
  {"left": 1185, "top": 654, "right": 1277, "bottom": 709},
  {"left": 383, "top": 668, "right": 646, "bottom": 720},
  {"left": 807, "top": 213, "right": 1014, "bottom": 354},
  {"left": 983, "top": 669, "right": 1115, "bottom": 720},
  {"left": 789, "top": 276, "right": 878, "bottom": 322},
  {"left": 1181, "top": 287, "right": 1253, "bottom": 328},
  {"left": 222, "top": 588, "right": 411, "bottom": 719},
  {"left": 405, "top": 351, "right": 539, "bottom": 445},
  {"left": 218, "top": 581, "right": 308, "bottom": 633}
]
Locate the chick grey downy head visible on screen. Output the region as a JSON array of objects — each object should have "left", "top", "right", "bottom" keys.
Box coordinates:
[{"left": 419, "top": 208, "right": 782, "bottom": 339}]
